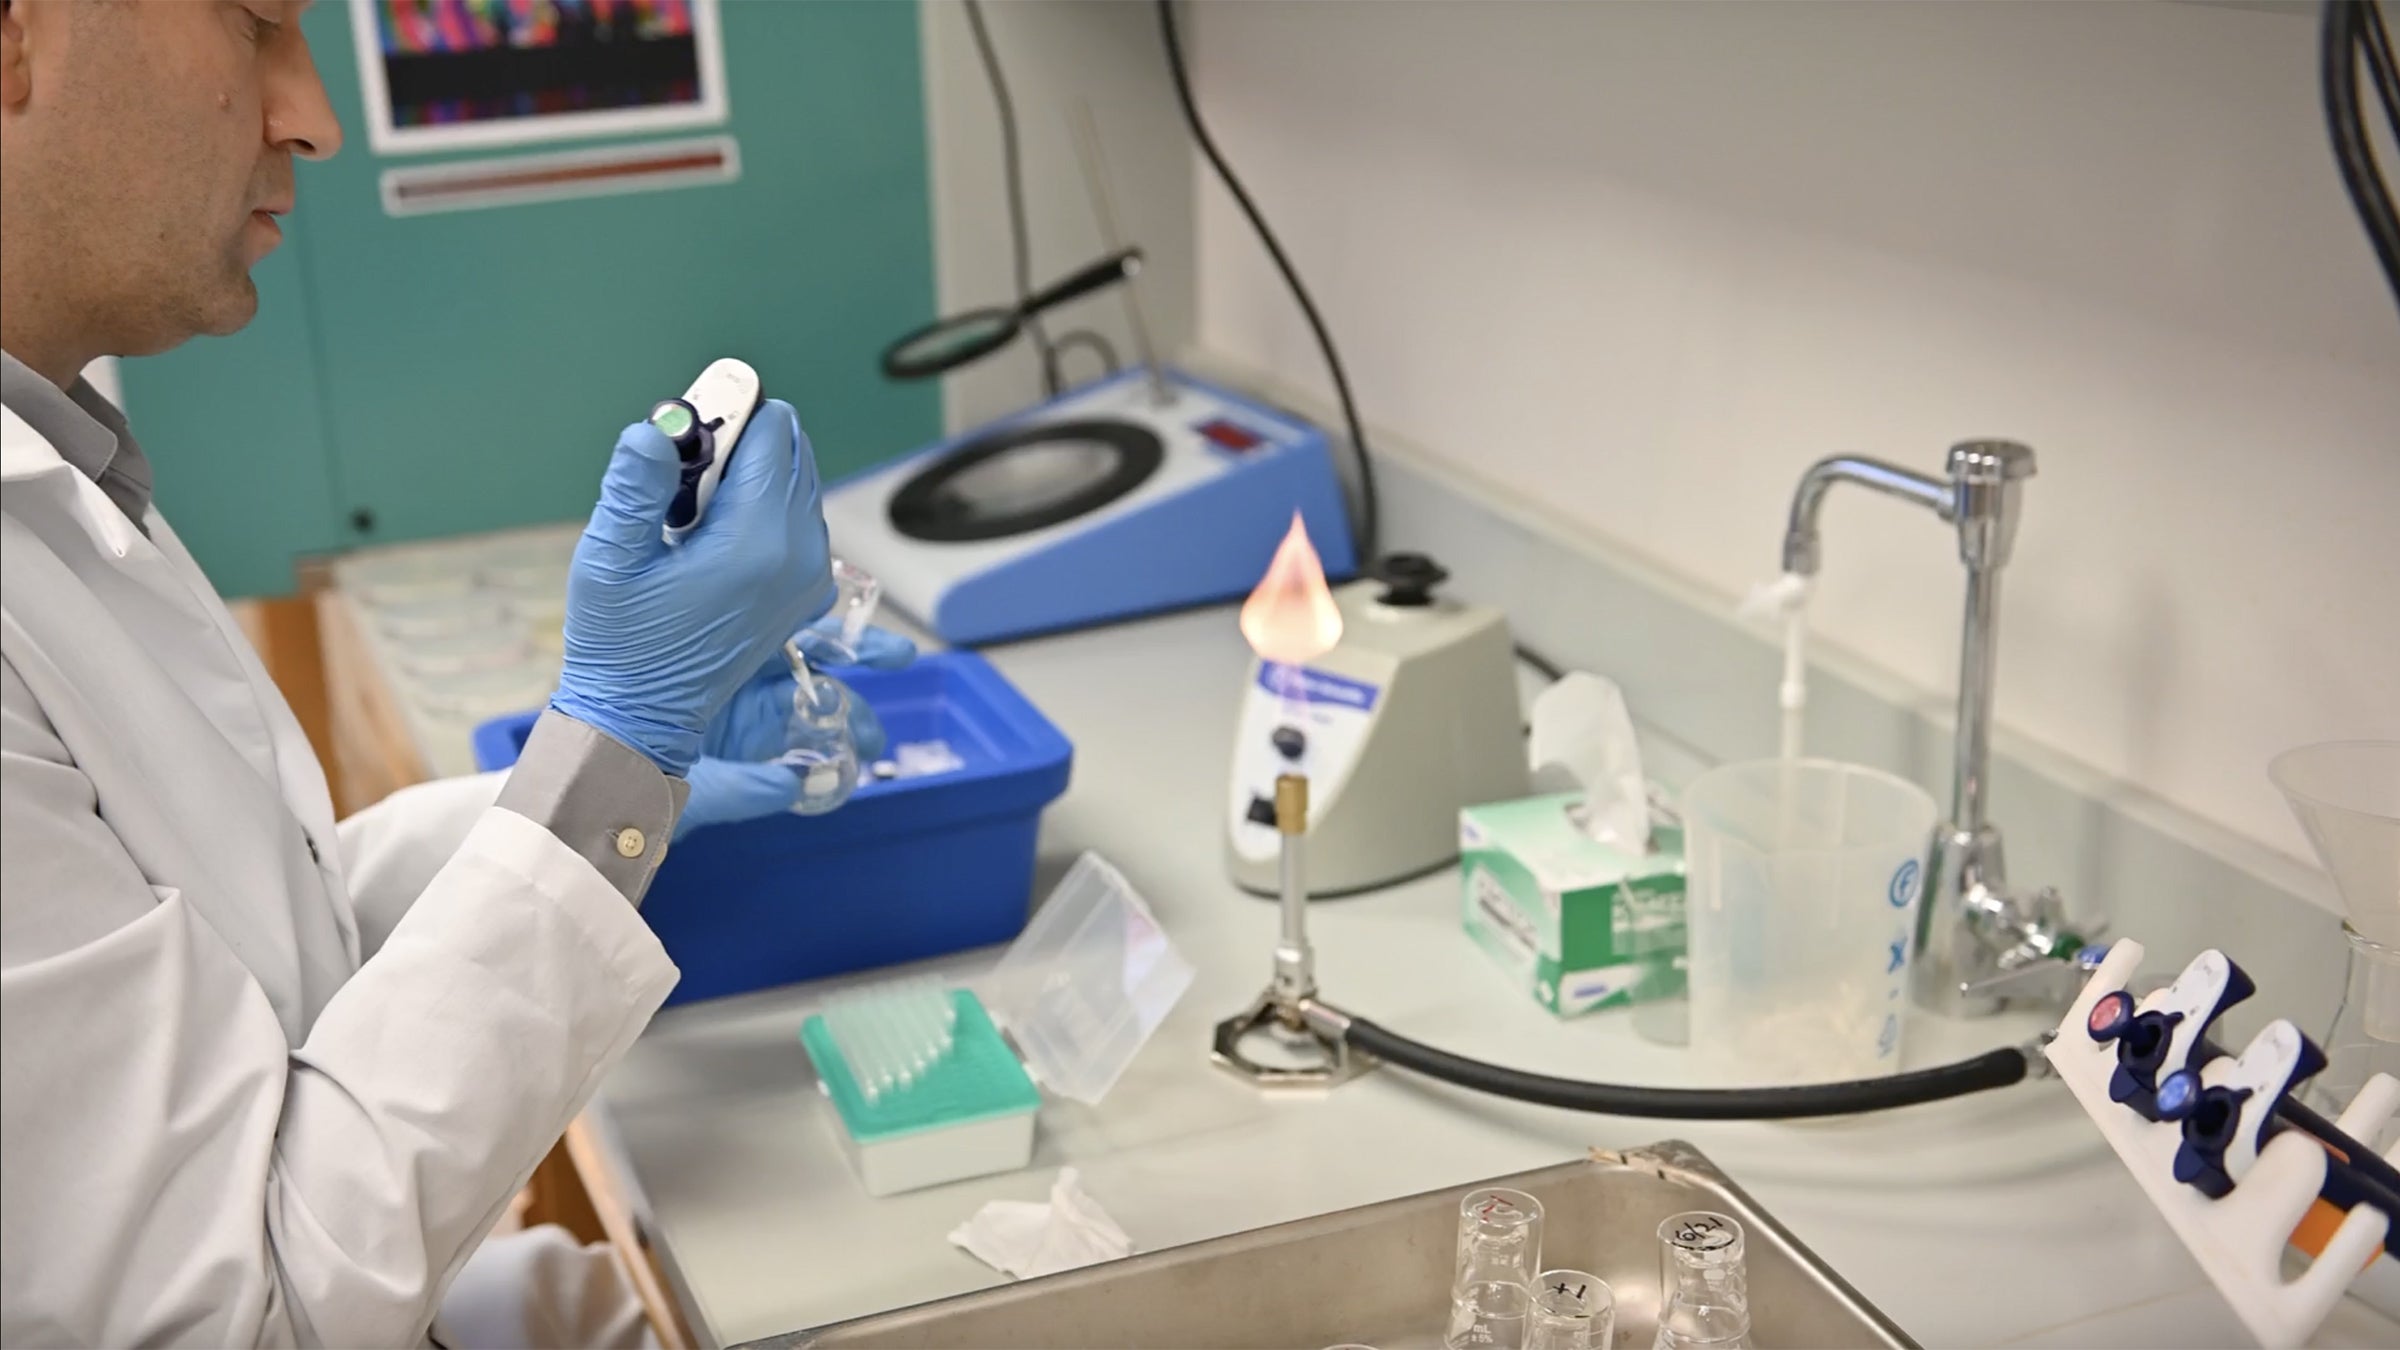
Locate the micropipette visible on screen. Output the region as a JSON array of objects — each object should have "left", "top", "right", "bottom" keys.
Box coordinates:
[{"left": 649, "top": 358, "right": 762, "bottom": 542}]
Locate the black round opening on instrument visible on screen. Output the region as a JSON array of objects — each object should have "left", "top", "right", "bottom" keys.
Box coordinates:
[{"left": 888, "top": 418, "right": 1164, "bottom": 543}]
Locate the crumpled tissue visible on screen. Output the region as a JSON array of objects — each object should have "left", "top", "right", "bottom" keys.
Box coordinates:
[{"left": 947, "top": 1167, "right": 1134, "bottom": 1280}]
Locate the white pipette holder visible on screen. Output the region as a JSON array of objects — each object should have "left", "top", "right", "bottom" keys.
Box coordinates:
[{"left": 2046, "top": 939, "right": 2399, "bottom": 1348}]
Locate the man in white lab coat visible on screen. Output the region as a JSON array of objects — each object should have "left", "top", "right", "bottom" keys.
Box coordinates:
[{"left": 0, "top": 3, "right": 843, "bottom": 1345}]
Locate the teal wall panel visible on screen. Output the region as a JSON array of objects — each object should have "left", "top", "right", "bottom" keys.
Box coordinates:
[{"left": 119, "top": 0, "right": 941, "bottom": 598}]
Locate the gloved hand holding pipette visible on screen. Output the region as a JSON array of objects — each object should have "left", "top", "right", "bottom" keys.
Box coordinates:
[
  {"left": 706, "top": 618, "right": 917, "bottom": 763},
  {"left": 550, "top": 400, "right": 834, "bottom": 776},
  {"left": 678, "top": 620, "right": 917, "bottom": 839}
]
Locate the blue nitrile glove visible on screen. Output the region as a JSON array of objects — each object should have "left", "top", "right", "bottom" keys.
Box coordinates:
[
  {"left": 680, "top": 623, "right": 918, "bottom": 839},
  {"left": 550, "top": 400, "right": 834, "bottom": 776},
  {"left": 676, "top": 757, "right": 807, "bottom": 840},
  {"left": 704, "top": 620, "right": 918, "bottom": 764}
]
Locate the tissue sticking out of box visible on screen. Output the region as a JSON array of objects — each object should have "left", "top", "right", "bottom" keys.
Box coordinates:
[{"left": 1528, "top": 672, "right": 1652, "bottom": 854}]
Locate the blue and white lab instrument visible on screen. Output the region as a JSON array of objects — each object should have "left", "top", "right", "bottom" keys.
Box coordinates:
[{"left": 822, "top": 368, "right": 1357, "bottom": 645}]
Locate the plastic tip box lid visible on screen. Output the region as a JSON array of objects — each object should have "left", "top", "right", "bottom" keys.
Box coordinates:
[{"left": 980, "top": 852, "right": 1195, "bottom": 1106}]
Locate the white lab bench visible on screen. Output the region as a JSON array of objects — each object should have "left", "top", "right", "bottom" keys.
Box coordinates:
[{"left": 583, "top": 604, "right": 2394, "bottom": 1349}]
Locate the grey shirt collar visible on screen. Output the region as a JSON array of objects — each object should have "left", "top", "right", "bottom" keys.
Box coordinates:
[{"left": 1, "top": 349, "right": 155, "bottom": 528}]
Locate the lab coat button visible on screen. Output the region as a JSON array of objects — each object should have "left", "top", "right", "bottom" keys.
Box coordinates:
[{"left": 614, "top": 827, "right": 647, "bottom": 859}]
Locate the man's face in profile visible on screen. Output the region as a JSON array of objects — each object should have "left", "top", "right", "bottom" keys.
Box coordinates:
[{"left": 0, "top": 1, "right": 342, "bottom": 363}]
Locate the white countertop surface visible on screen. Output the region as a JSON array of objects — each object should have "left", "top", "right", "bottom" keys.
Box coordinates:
[{"left": 589, "top": 604, "right": 2400, "bottom": 1349}]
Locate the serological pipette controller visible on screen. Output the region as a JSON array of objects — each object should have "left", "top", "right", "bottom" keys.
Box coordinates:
[{"left": 650, "top": 357, "right": 763, "bottom": 542}]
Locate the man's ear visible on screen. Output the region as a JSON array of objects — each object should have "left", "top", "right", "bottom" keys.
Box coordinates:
[{"left": 1, "top": 1, "right": 30, "bottom": 112}]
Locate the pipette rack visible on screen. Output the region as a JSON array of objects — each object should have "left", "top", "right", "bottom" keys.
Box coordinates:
[{"left": 2047, "top": 939, "right": 2398, "bottom": 1348}]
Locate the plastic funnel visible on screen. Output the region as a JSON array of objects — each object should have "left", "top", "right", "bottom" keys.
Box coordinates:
[{"left": 2270, "top": 741, "right": 2400, "bottom": 947}]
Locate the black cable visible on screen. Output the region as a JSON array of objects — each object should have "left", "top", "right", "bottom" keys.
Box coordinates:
[
  {"left": 1513, "top": 642, "right": 1567, "bottom": 684},
  {"left": 963, "top": 0, "right": 1061, "bottom": 397},
  {"left": 2362, "top": 0, "right": 2400, "bottom": 131},
  {"left": 1157, "top": 0, "right": 1382, "bottom": 565},
  {"left": 1050, "top": 328, "right": 1123, "bottom": 384},
  {"left": 2325, "top": 1, "right": 2400, "bottom": 317},
  {"left": 1341, "top": 1013, "right": 2031, "bottom": 1120}
]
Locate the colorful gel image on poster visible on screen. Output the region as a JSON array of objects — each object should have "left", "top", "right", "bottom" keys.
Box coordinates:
[{"left": 353, "top": 0, "right": 727, "bottom": 154}]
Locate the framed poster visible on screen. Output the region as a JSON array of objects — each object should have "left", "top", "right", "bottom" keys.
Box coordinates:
[{"left": 350, "top": 0, "right": 729, "bottom": 156}]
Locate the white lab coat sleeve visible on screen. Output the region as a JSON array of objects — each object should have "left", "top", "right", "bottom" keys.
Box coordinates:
[
  {"left": 439, "top": 1227, "right": 657, "bottom": 1350},
  {"left": 338, "top": 771, "right": 506, "bottom": 964},
  {"left": 0, "top": 659, "right": 679, "bottom": 1349}
]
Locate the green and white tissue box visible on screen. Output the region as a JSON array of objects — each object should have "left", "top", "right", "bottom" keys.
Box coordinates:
[{"left": 1460, "top": 792, "right": 1687, "bottom": 1017}]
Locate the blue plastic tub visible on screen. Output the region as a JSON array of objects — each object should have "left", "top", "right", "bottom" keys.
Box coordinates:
[{"left": 471, "top": 651, "right": 1073, "bottom": 1005}]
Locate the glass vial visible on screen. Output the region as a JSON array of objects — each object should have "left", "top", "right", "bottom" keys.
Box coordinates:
[
  {"left": 776, "top": 558, "right": 880, "bottom": 817},
  {"left": 1447, "top": 1187, "right": 1543, "bottom": 1349},
  {"left": 782, "top": 671, "right": 859, "bottom": 815},
  {"left": 2309, "top": 923, "right": 2400, "bottom": 1153},
  {"left": 794, "top": 559, "right": 883, "bottom": 667},
  {"left": 1525, "top": 1269, "right": 1614, "bottom": 1350},
  {"left": 1653, "top": 1211, "right": 1751, "bottom": 1350}
]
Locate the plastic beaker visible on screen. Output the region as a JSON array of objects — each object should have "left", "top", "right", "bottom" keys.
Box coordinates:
[{"left": 1682, "top": 759, "right": 1937, "bottom": 1084}]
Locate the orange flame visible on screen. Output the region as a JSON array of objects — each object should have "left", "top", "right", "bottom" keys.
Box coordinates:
[{"left": 1240, "top": 513, "right": 1344, "bottom": 665}]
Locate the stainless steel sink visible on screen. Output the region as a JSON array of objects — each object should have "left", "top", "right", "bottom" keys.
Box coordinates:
[{"left": 743, "top": 1140, "right": 1913, "bottom": 1349}]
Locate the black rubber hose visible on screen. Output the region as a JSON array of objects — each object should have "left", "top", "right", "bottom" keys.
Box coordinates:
[
  {"left": 2324, "top": 1, "right": 2400, "bottom": 317},
  {"left": 2360, "top": 0, "right": 2400, "bottom": 133},
  {"left": 1341, "top": 1013, "right": 2031, "bottom": 1120}
]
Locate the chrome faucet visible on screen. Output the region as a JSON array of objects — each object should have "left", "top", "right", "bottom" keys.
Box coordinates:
[{"left": 1780, "top": 441, "right": 2099, "bottom": 1018}]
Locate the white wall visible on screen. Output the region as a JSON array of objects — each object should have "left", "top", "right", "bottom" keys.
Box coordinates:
[
  {"left": 1186, "top": 0, "right": 2400, "bottom": 862},
  {"left": 920, "top": 0, "right": 1196, "bottom": 434}
]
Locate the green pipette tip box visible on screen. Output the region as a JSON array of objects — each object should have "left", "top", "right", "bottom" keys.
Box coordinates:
[{"left": 800, "top": 989, "right": 1042, "bottom": 1195}]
